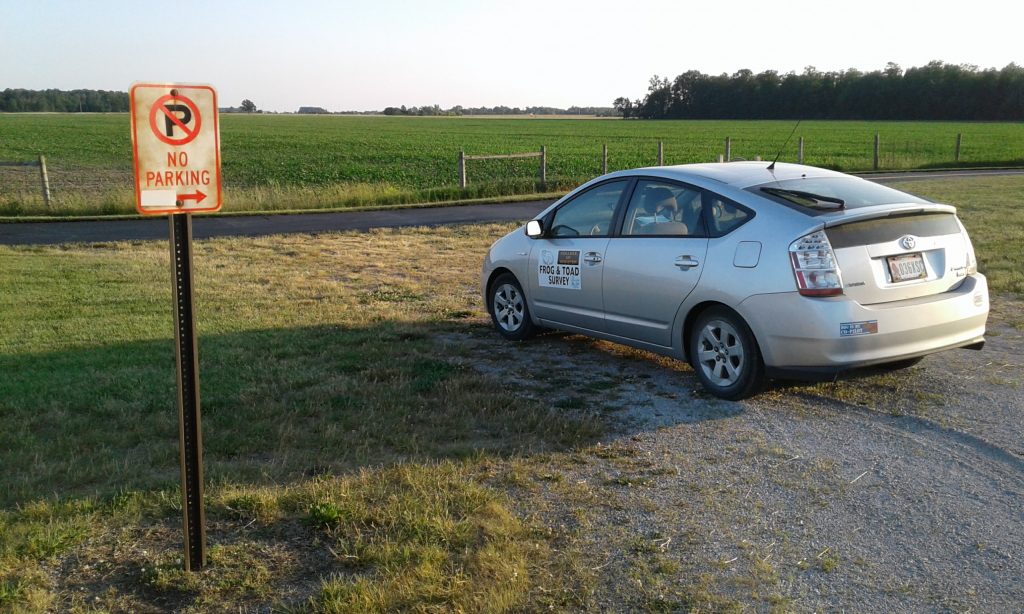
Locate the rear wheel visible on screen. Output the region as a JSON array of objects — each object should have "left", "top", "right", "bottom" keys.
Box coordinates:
[
  {"left": 489, "top": 273, "right": 536, "bottom": 341},
  {"left": 690, "top": 307, "right": 764, "bottom": 400}
]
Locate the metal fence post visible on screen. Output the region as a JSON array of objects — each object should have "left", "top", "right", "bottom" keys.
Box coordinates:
[
  {"left": 725, "top": 137, "right": 732, "bottom": 162},
  {"left": 955, "top": 133, "right": 962, "bottom": 162},
  {"left": 38, "top": 155, "right": 52, "bottom": 208},
  {"left": 657, "top": 141, "right": 664, "bottom": 166},
  {"left": 798, "top": 137, "right": 805, "bottom": 164},
  {"left": 169, "top": 213, "right": 207, "bottom": 571},
  {"left": 539, "top": 145, "right": 546, "bottom": 187},
  {"left": 602, "top": 143, "right": 608, "bottom": 174},
  {"left": 873, "top": 133, "right": 880, "bottom": 170},
  {"left": 458, "top": 150, "right": 466, "bottom": 189}
]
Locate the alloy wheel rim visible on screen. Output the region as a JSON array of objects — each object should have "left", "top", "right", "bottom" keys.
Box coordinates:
[
  {"left": 493, "top": 284, "right": 524, "bottom": 332},
  {"left": 697, "top": 319, "right": 745, "bottom": 387}
]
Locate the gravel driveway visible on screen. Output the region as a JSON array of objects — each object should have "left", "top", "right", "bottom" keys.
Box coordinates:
[{"left": 446, "top": 294, "right": 1024, "bottom": 612}]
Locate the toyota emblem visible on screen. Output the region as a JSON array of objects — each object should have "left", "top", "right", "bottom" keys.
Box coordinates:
[{"left": 899, "top": 235, "right": 916, "bottom": 250}]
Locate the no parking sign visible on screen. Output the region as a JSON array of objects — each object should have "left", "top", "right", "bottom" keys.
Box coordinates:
[
  {"left": 130, "top": 83, "right": 222, "bottom": 214},
  {"left": 128, "top": 82, "right": 222, "bottom": 571}
]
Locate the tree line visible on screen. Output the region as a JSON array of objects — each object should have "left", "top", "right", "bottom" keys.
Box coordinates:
[
  {"left": 382, "top": 104, "right": 616, "bottom": 116},
  {"left": 0, "top": 88, "right": 129, "bottom": 112},
  {"left": 614, "top": 62, "right": 1024, "bottom": 120}
]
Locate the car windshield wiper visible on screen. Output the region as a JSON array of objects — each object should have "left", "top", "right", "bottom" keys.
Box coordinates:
[{"left": 760, "top": 187, "right": 846, "bottom": 210}]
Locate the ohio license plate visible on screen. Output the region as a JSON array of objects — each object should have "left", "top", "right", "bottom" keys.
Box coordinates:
[{"left": 887, "top": 252, "right": 927, "bottom": 282}]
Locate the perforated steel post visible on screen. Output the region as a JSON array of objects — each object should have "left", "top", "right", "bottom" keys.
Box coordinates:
[{"left": 169, "top": 213, "right": 206, "bottom": 571}]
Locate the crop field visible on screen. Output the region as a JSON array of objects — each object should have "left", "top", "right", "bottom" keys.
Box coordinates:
[{"left": 2, "top": 114, "right": 1024, "bottom": 216}]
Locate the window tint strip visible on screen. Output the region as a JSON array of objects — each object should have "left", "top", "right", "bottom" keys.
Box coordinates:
[{"left": 825, "top": 213, "right": 960, "bottom": 248}]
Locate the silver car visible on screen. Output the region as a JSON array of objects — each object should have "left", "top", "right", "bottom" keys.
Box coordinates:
[{"left": 481, "top": 162, "right": 989, "bottom": 399}]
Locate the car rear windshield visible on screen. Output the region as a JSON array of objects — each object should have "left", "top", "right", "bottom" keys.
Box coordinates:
[{"left": 747, "top": 176, "right": 930, "bottom": 215}]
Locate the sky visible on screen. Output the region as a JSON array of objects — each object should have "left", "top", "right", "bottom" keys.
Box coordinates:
[{"left": 1, "top": 0, "right": 1021, "bottom": 112}]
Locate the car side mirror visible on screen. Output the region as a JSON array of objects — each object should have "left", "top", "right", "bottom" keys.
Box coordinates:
[{"left": 525, "top": 220, "right": 544, "bottom": 238}]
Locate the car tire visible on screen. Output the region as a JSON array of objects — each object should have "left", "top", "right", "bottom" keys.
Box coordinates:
[
  {"left": 489, "top": 273, "right": 536, "bottom": 341},
  {"left": 689, "top": 306, "right": 764, "bottom": 400}
]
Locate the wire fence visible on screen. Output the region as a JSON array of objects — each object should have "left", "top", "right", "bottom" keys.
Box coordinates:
[{"left": 2, "top": 131, "right": 1021, "bottom": 215}]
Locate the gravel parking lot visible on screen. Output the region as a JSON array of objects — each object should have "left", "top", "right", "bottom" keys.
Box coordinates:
[{"left": 447, "top": 294, "right": 1024, "bottom": 611}]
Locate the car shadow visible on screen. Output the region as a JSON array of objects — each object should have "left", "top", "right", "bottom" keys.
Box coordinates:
[
  {"left": 0, "top": 321, "right": 609, "bottom": 507},
  {"left": 455, "top": 327, "right": 748, "bottom": 434}
]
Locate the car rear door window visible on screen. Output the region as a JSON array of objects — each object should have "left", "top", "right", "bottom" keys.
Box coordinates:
[
  {"left": 622, "top": 180, "right": 705, "bottom": 237},
  {"left": 703, "top": 193, "right": 753, "bottom": 237},
  {"left": 549, "top": 180, "right": 628, "bottom": 237}
]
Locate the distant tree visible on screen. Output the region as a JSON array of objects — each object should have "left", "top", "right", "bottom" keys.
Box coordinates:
[
  {"left": 616, "top": 61, "right": 1024, "bottom": 120},
  {"left": 612, "top": 97, "right": 634, "bottom": 118},
  {"left": 0, "top": 88, "right": 128, "bottom": 112},
  {"left": 240, "top": 99, "right": 257, "bottom": 113}
]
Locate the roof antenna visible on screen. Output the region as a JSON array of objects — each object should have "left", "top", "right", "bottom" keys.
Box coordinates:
[{"left": 767, "top": 120, "right": 801, "bottom": 171}]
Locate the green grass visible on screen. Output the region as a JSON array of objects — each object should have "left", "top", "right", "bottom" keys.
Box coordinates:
[
  {"left": 0, "top": 225, "right": 606, "bottom": 506},
  {"left": 3, "top": 114, "right": 1024, "bottom": 216},
  {"left": 888, "top": 176, "right": 1024, "bottom": 294},
  {"left": 0, "top": 176, "right": 1020, "bottom": 610},
  {"left": 0, "top": 224, "right": 605, "bottom": 612}
]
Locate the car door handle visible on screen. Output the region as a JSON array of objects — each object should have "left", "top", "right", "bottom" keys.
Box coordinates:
[
  {"left": 674, "top": 255, "right": 700, "bottom": 269},
  {"left": 583, "top": 252, "right": 603, "bottom": 264}
]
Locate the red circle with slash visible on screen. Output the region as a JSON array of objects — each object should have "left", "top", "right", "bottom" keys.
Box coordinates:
[{"left": 149, "top": 94, "right": 202, "bottom": 146}]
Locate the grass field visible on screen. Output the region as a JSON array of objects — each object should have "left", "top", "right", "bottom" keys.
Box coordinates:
[
  {"left": 0, "top": 176, "right": 1022, "bottom": 611},
  {"left": 3, "top": 114, "right": 1024, "bottom": 216}
]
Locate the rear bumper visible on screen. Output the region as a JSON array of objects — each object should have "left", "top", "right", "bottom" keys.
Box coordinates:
[{"left": 739, "top": 274, "right": 989, "bottom": 372}]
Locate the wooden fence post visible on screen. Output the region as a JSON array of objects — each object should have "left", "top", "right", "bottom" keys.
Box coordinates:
[
  {"left": 38, "top": 155, "right": 52, "bottom": 208},
  {"left": 955, "top": 133, "right": 962, "bottom": 162},
  {"left": 717, "top": 154, "right": 724, "bottom": 163},
  {"left": 725, "top": 137, "right": 731, "bottom": 162},
  {"left": 539, "top": 146, "right": 546, "bottom": 187},
  {"left": 657, "top": 141, "right": 664, "bottom": 166},
  {"left": 873, "top": 134, "right": 880, "bottom": 170},
  {"left": 797, "top": 137, "right": 805, "bottom": 164},
  {"left": 458, "top": 150, "right": 466, "bottom": 189},
  {"left": 602, "top": 143, "right": 608, "bottom": 174}
]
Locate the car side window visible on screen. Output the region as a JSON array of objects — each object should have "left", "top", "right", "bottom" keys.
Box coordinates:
[
  {"left": 622, "top": 180, "right": 705, "bottom": 237},
  {"left": 703, "top": 192, "right": 753, "bottom": 237},
  {"left": 549, "top": 181, "right": 628, "bottom": 238}
]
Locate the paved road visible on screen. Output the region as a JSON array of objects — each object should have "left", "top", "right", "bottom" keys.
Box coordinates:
[
  {"left": 2, "top": 169, "right": 1021, "bottom": 246},
  {"left": 0, "top": 200, "right": 555, "bottom": 246}
]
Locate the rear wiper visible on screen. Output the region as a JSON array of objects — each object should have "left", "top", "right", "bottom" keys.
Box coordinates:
[{"left": 760, "top": 187, "right": 846, "bottom": 210}]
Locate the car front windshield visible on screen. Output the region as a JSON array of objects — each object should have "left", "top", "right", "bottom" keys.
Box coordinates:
[{"left": 748, "top": 176, "right": 930, "bottom": 214}]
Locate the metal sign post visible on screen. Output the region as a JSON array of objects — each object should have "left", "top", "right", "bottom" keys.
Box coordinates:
[
  {"left": 169, "top": 213, "right": 206, "bottom": 571},
  {"left": 130, "top": 82, "right": 221, "bottom": 572}
]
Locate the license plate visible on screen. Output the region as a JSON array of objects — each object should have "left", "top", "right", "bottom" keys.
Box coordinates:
[{"left": 887, "top": 253, "right": 927, "bottom": 282}]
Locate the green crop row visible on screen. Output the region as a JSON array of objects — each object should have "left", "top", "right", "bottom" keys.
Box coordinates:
[{"left": 2, "top": 114, "right": 1024, "bottom": 216}]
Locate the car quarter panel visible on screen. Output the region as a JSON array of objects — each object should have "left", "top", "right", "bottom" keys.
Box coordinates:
[{"left": 737, "top": 274, "right": 988, "bottom": 368}]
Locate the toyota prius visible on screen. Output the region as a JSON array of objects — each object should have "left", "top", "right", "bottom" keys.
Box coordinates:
[{"left": 481, "top": 162, "right": 988, "bottom": 399}]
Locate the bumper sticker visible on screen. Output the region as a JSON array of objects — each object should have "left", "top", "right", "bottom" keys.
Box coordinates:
[
  {"left": 539, "top": 249, "right": 581, "bottom": 290},
  {"left": 840, "top": 320, "right": 878, "bottom": 336}
]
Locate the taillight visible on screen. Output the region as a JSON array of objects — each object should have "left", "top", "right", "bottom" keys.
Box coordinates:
[
  {"left": 789, "top": 230, "right": 844, "bottom": 296},
  {"left": 957, "top": 217, "right": 978, "bottom": 275},
  {"left": 966, "top": 253, "right": 978, "bottom": 276},
  {"left": 964, "top": 236, "right": 978, "bottom": 276}
]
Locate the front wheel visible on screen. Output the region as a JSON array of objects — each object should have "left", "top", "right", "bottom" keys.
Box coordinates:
[
  {"left": 489, "top": 273, "right": 536, "bottom": 341},
  {"left": 690, "top": 307, "right": 764, "bottom": 400}
]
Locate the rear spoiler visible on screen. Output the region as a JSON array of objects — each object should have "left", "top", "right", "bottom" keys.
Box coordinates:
[{"left": 822, "top": 203, "right": 957, "bottom": 228}]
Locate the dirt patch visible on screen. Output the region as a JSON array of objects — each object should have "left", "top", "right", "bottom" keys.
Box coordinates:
[{"left": 444, "top": 294, "right": 1024, "bottom": 611}]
